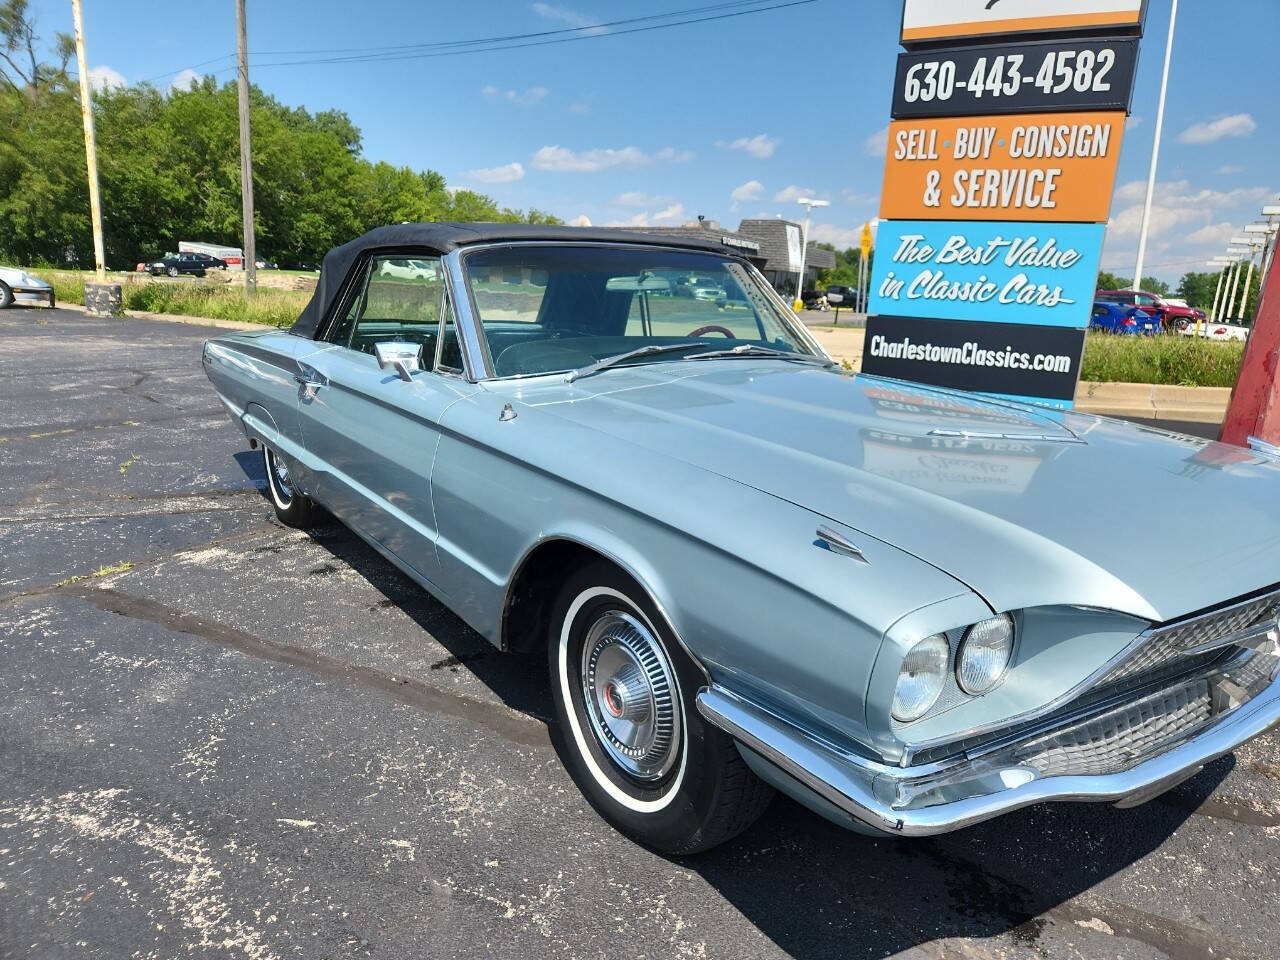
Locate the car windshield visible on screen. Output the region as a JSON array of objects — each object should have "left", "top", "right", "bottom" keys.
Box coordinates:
[{"left": 462, "top": 246, "right": 816, "bottom": 378}]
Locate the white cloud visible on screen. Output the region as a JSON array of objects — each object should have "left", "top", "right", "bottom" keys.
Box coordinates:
[
  {"left": 1183, "top": 222, "right": 1237, "bottom": 247},
  {"left": 864, "top": 125, "right": 889, "bottom": 158},
  {"left": 773, "top": 184, "right": 818, "bottom": 204},
  {"left": 1125, "top": 115, "right": 1143, "bottom": 130},
  {"left": 568, "top": 102, "right": 591, "bottom": 114},
  {"left": 604, "top": 212, "right": 653, "bottom": 228},
  {"left": 1101, "top": 177, "right": 1274, "bottom": 276},
  {"left": 652, "top": 203, "right": 684, "bottom": 223},
  {"left": 810, "top": 219, "right": 879, "bottom": 251},
  {"left": 169, "top": 68, "right": 199, "bottom": 93},
  {"left": 569, "top": 214, "right": 592, "bottom": 227},
  {"left": 729, "top": 179, "right": 764, "bottom": 210},
  {"left": 532, "top": 2, "right": 606, "bottom": 33},
  {"left": 716, "top": 134, "right": 779, "bottom": 159},
  {"left": 460, "top": 161, "right": 526, "bottom": 184},
  {"left": 1177, "top": 113, "right": 1256, "bottom": 145},
  {"left": 1216, "top": 164, "right": 1245, "bottom": 175},
  {"left": 483, "top": 84, "right": 548, "bottom": 107},
  {"left": 87, "top": 65, "right": 126, "bottom": 93},
  {"left": 615, "top": 191, "right": 671, "bottom": 208},
  {"left": 531, "top": 144, "right": 693, "bottom": 173}
]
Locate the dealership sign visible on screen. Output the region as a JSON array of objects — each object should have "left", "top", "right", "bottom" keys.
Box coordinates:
[
  {"left": 891, "top": 38, "right": 1139, "bottom": 119},
  {"left": 867, "top": 219, "right": 1103, "bottom": 327},
  {"left": 900, "top": 0, "right": 1146, "bottom": 45},
  {"left": 880, "top": 112, "right": 1125, "bottom": 222},
  {"left": 861, "top": 314, "right": 1085, "bottom": 404}
]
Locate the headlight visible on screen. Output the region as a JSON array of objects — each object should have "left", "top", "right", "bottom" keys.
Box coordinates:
[
  {"left": 891, "top": 634, "right": 949, "bottom": 722},
  {"left": 956, "top": 614, "right": 1015, "bottom": 695}
]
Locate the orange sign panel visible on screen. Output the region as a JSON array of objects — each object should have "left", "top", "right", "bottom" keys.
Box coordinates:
[{"left": 880, "top": 111, "right": 1125, "bottom": 223}]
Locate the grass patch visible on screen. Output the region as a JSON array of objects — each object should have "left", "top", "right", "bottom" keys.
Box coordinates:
[
  {"left": 30, "top": 269, "right": 309, "bottom": 327},
  {"left": 1081, "top": 333, "right": 1245, "bottom": 387},
  {"left": 56, "top": 561, "right": 134, "bottom": 587}
]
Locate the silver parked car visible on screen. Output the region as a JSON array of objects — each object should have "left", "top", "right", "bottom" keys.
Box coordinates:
[
  {"left": 203, "top": 224, "right": 1280, "bottom": 853},
  {"left": 0, "top": 264, "right": 55, "bottom": 308}
]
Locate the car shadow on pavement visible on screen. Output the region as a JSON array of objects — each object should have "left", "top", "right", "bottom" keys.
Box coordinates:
[
  {"left": 237, "top": 466, "right": 1235, "bottom": 958},
  {"left": 684, "top": 758, "right": 1232, "bottom": 959}
]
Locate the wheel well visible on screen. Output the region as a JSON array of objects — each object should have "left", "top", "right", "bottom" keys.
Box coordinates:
[{"left": 502, "top": 540, "right": 632, "bottom": 654}]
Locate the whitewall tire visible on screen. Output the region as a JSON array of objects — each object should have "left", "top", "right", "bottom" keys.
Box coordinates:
[
  {"left": 547, "top": 561, "right": 773, "bottom": 854},
  {"left": 262, "top": 444, "right": 316, "bottom": 528}
]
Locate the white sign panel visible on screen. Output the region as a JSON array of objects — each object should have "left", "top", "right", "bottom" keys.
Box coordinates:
[
  {"left": 785, "top": 224, "right": 803, "bottom": 273},
  {"left": 901, "top": 0, "right": 1146, "bottom": 45}
]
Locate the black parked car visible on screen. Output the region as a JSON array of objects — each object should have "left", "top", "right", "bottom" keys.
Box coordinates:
[
  {"left": 825, "top": 284, "right": 862, "bottom": 310},
  {"left": 146, "top": 252, "right": 215, "bottom": 277}
]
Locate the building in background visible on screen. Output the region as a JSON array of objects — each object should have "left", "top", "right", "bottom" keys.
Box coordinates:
[{"left": 644, "top": 218, "right": 836, "bottom": 296}]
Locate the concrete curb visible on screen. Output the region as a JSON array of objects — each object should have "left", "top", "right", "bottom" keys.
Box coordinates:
[{"left": 57, "top": 301, "right": 269, "bottom": 332}]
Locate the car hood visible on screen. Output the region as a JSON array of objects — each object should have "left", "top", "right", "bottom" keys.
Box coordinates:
[{"left": 512, "top": 362, "right": 1280, "bottom": 623}]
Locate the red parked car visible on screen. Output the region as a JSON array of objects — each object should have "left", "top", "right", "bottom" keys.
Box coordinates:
[{"left": 1095, "top": 289, "right": 1204, "bottom": 331}]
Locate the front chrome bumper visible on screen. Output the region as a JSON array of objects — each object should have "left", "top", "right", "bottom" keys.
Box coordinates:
[
  {"left": 697, "top": 653, "right": 1280, "bottom": 837},
  {"left": 11, "top": 285, "right": 55, "bottom": 305}
]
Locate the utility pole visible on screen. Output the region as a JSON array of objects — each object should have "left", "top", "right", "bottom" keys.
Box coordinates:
[
  {"left": 1132, "top": 0, "right": 1178, "bottom": 288},
  {"left": 71, "top": 0, "right": 105, "bottom": 283},
  {"left": 236, "top": 0, "right": 257, "bottom": 293}
]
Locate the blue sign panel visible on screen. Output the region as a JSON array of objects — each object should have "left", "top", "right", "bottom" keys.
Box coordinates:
[{"left": 868, "top": 219, "right": 1105, "bottom": 328}]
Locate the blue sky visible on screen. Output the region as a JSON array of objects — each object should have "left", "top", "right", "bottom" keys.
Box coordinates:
[{"left": 33, "top": 0, "right": 1279, "bottom": 282}]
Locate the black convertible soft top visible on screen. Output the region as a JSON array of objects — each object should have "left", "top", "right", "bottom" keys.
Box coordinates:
[{"left": 288, "top": 222, "right": 755, "bottom": 339}]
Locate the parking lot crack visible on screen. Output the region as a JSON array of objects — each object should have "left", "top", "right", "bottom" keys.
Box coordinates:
[{"left": 59, "top": 584, "right": 548, "bottom": 748}]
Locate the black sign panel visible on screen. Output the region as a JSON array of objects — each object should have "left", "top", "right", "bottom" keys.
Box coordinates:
[
  {"left": 861, "top": 314, "right": 1086, "bottom": 403},
  {"left": 891, "top": 37, "right": 1140, "bottom": 119}
]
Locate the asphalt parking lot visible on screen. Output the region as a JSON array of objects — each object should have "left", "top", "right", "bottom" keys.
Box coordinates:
[{"left": 2, "top": 306, "right": 1278, "bottom": 960}]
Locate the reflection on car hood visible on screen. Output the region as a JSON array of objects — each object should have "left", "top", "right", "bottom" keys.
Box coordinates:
[{"left": 519, "top": 362, "right": 1280, "bottom": 623}]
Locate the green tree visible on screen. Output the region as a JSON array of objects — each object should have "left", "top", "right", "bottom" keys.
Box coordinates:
[
  {"left": 1176, "top": 271, "right": 1222, "bottom": 311},
  {"left": 0, "top": 6, "right": 557, "bottom": 268},
  {"left": 1096, "top": 271, "right": 1129, "bottom": 290}
]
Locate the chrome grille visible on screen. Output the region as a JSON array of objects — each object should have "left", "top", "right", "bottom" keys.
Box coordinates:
[
  {"left": 1100, "top": 590, "right": 1280, "bottom": 686},
  {"left": 1016, "top": 679, "right": 1212, "bottom": 777}
]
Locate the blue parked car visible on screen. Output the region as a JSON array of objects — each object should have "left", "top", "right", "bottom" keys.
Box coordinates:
[
  {"left": 202, "top": 224, "right": 1280, "bottom": 852},
  {"left": 1090, "top": 300, "right": 1159, "bottom": 335}
]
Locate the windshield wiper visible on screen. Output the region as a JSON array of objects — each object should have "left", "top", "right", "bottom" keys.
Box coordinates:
[
  {"left": 565, "top": 342, "right": 704, "bottom": 383},
  {"left": 685, "top": 344, "right": 837, "bottom": 368}
]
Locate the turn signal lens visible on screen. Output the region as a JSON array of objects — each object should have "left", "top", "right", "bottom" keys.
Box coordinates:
[
  {"left": 957, "top": 614, "right": 1015, "bottom": 695},
  {"left": 891, "top": 634, "right": 950, "bottom": 722}
]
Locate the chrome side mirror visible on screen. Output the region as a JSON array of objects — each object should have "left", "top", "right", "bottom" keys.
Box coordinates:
[{"left": 374, "top": 341, "right": 422, "bottom": 382}]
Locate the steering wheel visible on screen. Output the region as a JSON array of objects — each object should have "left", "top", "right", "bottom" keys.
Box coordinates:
[{"left": 686, "top": 325, "right": 734, "bottom": 338}]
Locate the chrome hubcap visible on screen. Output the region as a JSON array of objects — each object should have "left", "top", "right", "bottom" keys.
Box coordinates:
[
  {"left": 267, "top": 449, "right": 293, "bottom": 505},
  {"left": 581, "top": 611, "right": 680, "bottom": 781}
]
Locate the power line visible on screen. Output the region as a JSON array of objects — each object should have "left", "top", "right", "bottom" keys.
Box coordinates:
[
  {"left": 249, "top": 0, "right": 781, "bottom": 58},
  {"left": 248, "top": 0, "right": 817, "bottom": 70},
  {"left": 148, "top": 0, "right": 815, "bottom": 82}
]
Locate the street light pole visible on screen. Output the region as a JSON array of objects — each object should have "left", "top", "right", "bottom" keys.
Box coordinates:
[
  {"left": 70, "top": 0, "right": 105, "bottom": 283},
  {"left": 1208, "top": 264, "right": 1228, "bottom": 327},
  {"left": 236, "top": 0, "right": 257, "bottom": 293},
  {"left": 793, "top": 197, "right": 828, "bottom": 311},
  {"left": 1224, "top": 255, "right": 1244, "bottom": 321},
  {"left": 1132, "top": 0, "right": 1178, "bottom": 288}
]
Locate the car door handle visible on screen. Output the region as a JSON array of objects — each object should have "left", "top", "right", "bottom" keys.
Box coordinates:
[{"left": 294, "top": 364, "right": 328, "bottom": 389}]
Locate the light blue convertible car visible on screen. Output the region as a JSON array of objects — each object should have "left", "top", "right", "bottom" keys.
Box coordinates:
[{"left": 204, "top": 224, "right": 1280, "bottom": 853}]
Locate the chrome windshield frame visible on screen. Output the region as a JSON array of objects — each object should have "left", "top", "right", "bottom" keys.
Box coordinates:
[{"left": 447, "top": 240, "right": 831, "bottom": 383}]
